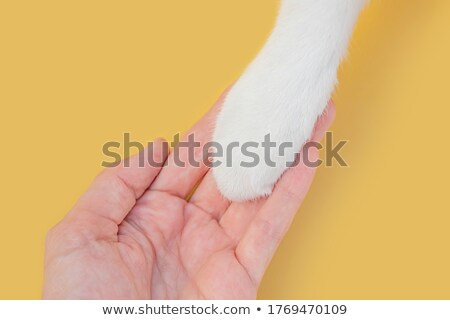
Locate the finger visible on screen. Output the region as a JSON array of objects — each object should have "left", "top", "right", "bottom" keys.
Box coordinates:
[
  {"left": 150, "top": 89, "right": 230, "bottom": 199},
  {"left": 236, "top": 101, "right": 336, "bottom": 284},
  {"left": 311, "top": 100, "right": 336, "bottom": 141},
  {"left": 189, "top": 171, "right": 231, "bottom": 219},
  {"left": 66, "top": 139, "right": 169, "bottom": 236},
  {"left": 224, "top": 101, "right": 336, "bottom": 240}
]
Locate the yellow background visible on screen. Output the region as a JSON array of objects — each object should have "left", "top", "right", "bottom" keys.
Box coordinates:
[{"left": 1, "top": 0, "right": 449, "bottom": 299}]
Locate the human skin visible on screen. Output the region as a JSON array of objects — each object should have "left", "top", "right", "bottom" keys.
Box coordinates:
[{"left": 42, "top": 91, "right": 335, "bottom": 299}]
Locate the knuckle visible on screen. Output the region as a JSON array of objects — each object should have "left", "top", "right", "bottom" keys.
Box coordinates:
[{"left": 254, "top": 218, "right": 284, "bottom": 244}]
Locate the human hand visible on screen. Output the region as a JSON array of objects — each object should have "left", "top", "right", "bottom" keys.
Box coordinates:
[{"left": 43, "top": 91, "right": 335, "bottom": 299}]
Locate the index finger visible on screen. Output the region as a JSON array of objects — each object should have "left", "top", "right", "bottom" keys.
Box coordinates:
[{"left": 150, "top": 88, "right": 230, "bottom": 199}]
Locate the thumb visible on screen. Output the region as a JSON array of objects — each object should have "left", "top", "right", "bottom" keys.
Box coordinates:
[{"left": 64, "top": 138, "right": 168, "bottom": 240}]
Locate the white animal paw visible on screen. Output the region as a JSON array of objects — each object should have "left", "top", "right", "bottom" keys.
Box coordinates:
[
  {"left": 212, "top": 75, "right": 323, "bottom": 202},
  {"left": 211, "top": 0, "right": 366, "bottom": 201}
]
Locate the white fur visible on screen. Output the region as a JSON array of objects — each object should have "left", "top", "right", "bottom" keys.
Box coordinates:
[{"left": 212, "top": 0, "right": 367, "bottom": 201}]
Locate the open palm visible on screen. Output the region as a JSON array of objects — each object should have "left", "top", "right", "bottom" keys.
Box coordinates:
[{"left": 43, "top": 92, "right": 334, "bottom": 299}]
